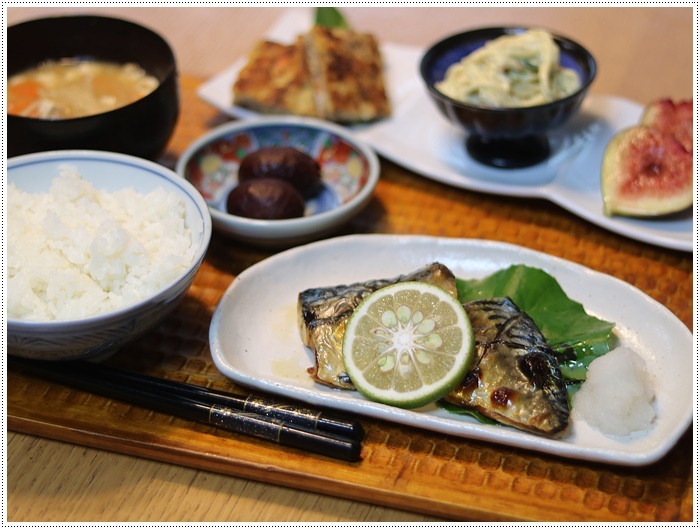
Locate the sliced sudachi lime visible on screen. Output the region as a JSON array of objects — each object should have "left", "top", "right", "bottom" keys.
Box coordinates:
[{"left": 342, "top": 281, "right": 475, "bottom": 409}]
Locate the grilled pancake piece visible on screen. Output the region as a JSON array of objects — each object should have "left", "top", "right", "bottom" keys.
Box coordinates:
[
  {"left": 233, "top": 39, "right": 318, "bottom": 117},
  {"left": 303, "top": 26, "right": 391, "bottom": 123}
]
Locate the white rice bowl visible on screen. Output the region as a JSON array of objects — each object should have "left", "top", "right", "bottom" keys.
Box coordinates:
[
  {"left": 7, "top": 150, "right": 212, "bottom": 360},
  {"left": 8, "top": 165, "right": 196, "bottom": 321}
]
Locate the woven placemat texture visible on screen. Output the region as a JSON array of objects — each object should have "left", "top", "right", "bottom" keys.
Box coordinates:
[{"left": 8, "top": 76, "right": 693, "bottom": 522}]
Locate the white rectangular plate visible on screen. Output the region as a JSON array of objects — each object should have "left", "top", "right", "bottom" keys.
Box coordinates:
[{"left": 210, "top": 234, "right": 692, "bottom": 466}]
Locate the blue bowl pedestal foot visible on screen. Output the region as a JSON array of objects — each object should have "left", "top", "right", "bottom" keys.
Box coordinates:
[{"left": 466, "top": 134, "right": 550, "bottom": 169}]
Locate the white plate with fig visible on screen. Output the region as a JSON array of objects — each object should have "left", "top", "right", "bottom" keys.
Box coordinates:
[
  {"left": 199, "top": 8, "right": 692, "bottom": 252},
  {"left": 209, "top": 234, "right": 692, "bottom": 465}
]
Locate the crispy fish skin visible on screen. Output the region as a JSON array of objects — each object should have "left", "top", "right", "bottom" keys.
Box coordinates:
[
  {"left": 443, "top": 298, "right": 570, "bottom": 435},
  {"left": 298, "top": 263, "right": 458, "bottom": 389}
]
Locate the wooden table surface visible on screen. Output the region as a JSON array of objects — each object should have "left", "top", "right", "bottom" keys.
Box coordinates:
[{"left": 5, "top": 6, "right": 694, "bottom": 523}]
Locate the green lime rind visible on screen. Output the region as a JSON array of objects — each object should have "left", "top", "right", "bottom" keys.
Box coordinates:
[{"left": 342, "top": 281, "right": 475, "bottom": 409}]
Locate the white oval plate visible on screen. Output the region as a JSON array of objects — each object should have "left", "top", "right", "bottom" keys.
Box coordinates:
[
  {"left": 210, "top": 234, "right": 692, "bottom": 466},
  {"left": 199, "top": 8, "right": 692, "bottom": 252}
]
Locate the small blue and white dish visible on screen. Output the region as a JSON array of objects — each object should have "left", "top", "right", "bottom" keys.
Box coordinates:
[{"left": 176, "top": 116, "right": 380, "bottom": 247}]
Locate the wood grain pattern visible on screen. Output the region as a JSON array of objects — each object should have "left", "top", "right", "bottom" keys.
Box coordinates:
[{"left": 7, "top": 75, "right": 693, "bottom": 522}]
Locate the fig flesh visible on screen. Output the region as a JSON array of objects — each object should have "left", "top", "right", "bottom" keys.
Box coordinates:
[
  {"left": 641, "top": 98, "right": 693, "bottom": 152},
  {"left": 601, "top": 126, "right": 692, "bottom": 217}
]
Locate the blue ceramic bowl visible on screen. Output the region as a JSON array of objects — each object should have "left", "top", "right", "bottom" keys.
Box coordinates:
[
  {"left": 7, "top": 150, "right": 212, "bottom": 361},
  {"left": 176, "top": 116, "right": 380, "bottom": 247},
  {"left": 420, "top": 27, "right": 597, "bottom": 168}
]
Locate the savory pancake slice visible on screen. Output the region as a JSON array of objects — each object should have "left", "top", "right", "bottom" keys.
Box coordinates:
[
  {"left": 303, "top": 26, "right": 391, "bottom": 123},
  {"left": 232, "top": 38, "right": 318, "bottom": 117}
]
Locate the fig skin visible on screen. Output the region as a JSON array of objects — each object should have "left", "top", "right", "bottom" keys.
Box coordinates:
[
  {"left": 238, "top": 147, "right": 322, "bottom": 197},
  {"left": 601, "top": 126, "right": 692, "bottom": 217},
  {"left": 641, "top": 98, "right": 693, "bottom": 152},
  {"left": 226, "top": 178, "right": 306, "bottom": 220}
]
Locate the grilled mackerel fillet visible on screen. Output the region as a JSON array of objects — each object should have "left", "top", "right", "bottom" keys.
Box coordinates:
[
  {"left": 298, "top": 263, "right": 458, "bottom": 389},
  {"left": 444, "top": 298, "right": 570, "bottom": 435}
]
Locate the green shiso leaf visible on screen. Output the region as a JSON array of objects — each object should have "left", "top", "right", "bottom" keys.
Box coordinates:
[
  {"left": 315, "top": 7, "right": 350, "bottom": 29},
  {"left": 438, "top": 401, "right": 499, "bottom": 425},
  {"left": 456, "top": 264, "right": 615, "bottom": 381}
]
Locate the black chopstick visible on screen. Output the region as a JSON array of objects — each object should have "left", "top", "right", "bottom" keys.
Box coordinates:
[
  {"left": 52, "top": 358, "right": 363, "bottom": 440},
  {"left": 9, "top": 356, "right": 363, "bottom": 462}
]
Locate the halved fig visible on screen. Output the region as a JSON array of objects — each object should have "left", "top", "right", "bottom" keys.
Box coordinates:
[
  {"left": 641, "top": 98, "right": 693, "bottom": 152},
  {"left": 601, "top": 126, "right": 693, "bottom": 217}
]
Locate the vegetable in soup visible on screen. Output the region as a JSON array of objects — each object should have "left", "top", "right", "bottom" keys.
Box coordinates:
[{"left": 8, "top": 59, "right": 159, "bottom": 119}]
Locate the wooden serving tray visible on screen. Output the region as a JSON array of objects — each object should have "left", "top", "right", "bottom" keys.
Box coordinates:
[{"left": 7, "top": 76, "right": 694, "bottom": 522}]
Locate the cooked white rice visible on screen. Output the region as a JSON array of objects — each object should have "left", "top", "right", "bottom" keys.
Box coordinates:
[
  {"left": 572, "top": 346, "right": 656, "bottom": 437},
  {"left": 8, "top": 165, "right": 196, "bottom": 321}
]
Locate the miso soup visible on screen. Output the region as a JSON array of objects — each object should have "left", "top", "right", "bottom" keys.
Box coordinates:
[{"left": 8, "top": 59, "right": 159, "bottom": 119}]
